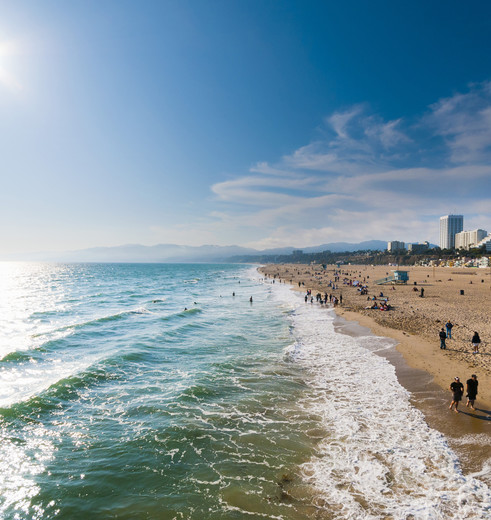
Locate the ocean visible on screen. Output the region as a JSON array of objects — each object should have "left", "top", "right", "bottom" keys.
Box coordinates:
[{"left": 0, "top": 262, "right": 490, "bottom": 519}]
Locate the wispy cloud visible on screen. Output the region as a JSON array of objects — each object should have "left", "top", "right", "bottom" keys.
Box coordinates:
[
  {"left": 208, "top": 83, "right": 491, "bottom": 249},
  {"left": 426, "top": 81, "right": 491, "bottom": 163}
]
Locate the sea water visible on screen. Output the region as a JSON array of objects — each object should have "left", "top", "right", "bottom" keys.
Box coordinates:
[{"left": 0, "top": 262, "right": 489, "bottom": 519}]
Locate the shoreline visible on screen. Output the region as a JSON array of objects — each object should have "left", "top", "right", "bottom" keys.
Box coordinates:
[
  {"left": 259, "top": 264, "right": 491, "bottom": 477},
  {"left": 331, "top": 310, "right": 491, "bottom": 478}
]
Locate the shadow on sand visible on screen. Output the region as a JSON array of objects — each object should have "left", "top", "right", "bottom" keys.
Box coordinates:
[{"left": 457, "top": 408, "right": 491, "bottom": 421}]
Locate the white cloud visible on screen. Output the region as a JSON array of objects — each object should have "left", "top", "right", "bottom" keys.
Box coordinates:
[
  {"left": 426, "top": 81, "right": 491, "bottom": 163},
  {"left": 364, "top": 118, "right": 410, "bottom": 149},
  {"left": 201, "top": 84, "right": 491, "bottom": 249},
  {"left": 146, "top": 86, "right": 491, "bottom": 250},
  {"left": 327, "top": 105, "right": 363, "bottom": 139}
]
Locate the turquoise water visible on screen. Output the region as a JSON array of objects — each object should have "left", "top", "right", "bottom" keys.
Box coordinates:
[
  {"left": 1, "top": 263, "right": 490, "bottom": 520},
  {"left": 0, "top": 263, "right": 320, "bottom": 519}
]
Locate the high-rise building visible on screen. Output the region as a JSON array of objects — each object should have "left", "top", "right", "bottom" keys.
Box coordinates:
[
  {"left": 387, "top": 241, "right": 405, "bottom": 252},
  {"left": 476, "top": 234, "right": 491, "bottom": 252},
  {"left": 454, "top": 229, "right": 488, "bottom": 250},
  {"left": 439, "top": 215, "right": 463, "bottom": 249},
  {"left": 407, "top": 241, "right": 429, "bottom": 253}
]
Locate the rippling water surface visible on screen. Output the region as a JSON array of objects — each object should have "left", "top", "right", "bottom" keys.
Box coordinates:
[{"left": 0, "top": 263, "right": 489, "bottom": 519}]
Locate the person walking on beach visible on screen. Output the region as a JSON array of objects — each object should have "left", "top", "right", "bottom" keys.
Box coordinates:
[
  {"left": 466, "top": 374, "right": 478, "bottom": 410},
  {"left": 439, "top": 328, "right": 447, "bottom": 349},
  {"left": 449, "top": 377, "right": 464, "bottom": 413},
  {"left": 445, "top": 320, "right": 453, "bottom": 339},
  {"left": 471, "top": 332, "right": 481, "bottom": 354}
]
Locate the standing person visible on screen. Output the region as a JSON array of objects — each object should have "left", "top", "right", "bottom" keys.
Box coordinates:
[
  {"left": 445, "top": 320, "right": 453, "bottom": 339},
  {"left": 466, "top": 374, "right": 478, "bottom": 410},
  {"left": 449, "top": 377, "right": 464, "bottom": 413},
  {"left": 439, "top": 328, "right": 447, "bottom": 350},
  {"left": 471, "top": 332, "right": 481, "bottom": 354}
]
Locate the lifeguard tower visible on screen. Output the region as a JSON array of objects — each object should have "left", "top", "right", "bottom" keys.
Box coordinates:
[{"left": 375, "top": 270, "right": 409, "bottom": 285}]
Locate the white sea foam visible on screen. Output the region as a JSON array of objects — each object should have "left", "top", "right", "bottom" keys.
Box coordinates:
[
  {"left": 270, "top": 282, "right": 491, "bottom": 519},
  {"left": 0, "top": 355, "right": 103, "bottom": 408}
]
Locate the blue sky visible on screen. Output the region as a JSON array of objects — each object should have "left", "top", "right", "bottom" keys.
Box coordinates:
[{"left": 1, "top": 0, "right": 490, "bottom": 255}]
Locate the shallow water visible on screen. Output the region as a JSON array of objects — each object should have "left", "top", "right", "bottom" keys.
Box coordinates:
[{"left": 0, "top": 263, "right": 489, "bottom": 519}]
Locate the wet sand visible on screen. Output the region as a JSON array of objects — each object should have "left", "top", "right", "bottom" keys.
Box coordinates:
[
  {"left": 333, "top": 313, "right": 491, "bottom": 481},
  {"left": 259, "top": 263, "right": 491, "bottom": 479}
]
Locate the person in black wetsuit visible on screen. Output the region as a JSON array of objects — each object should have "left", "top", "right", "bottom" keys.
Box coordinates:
[
  {"left": 466, "top": 374, "right": 478, "bottom": 410},
  {"left": 449, "top": 377, "right": 464, "bottom": 413}
]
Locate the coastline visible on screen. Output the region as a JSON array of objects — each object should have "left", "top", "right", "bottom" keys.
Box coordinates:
[{"left": 259, "top": 263, "right": 491, "bottom": 477}]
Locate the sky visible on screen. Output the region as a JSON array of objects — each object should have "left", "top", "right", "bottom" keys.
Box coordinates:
[{"left": 1, "top": 0, "right": 491, "bottom": 256}]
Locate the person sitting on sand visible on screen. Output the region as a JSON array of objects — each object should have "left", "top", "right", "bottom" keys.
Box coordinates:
[
  {"left": 471, "top": 332, "right": 481, "bottom": 354},
  {"left": 449, "top": 377, "right": 464, "bottom": 413},
  {"left": 466, "top": 374, "right": 478, "bottom": 410}
]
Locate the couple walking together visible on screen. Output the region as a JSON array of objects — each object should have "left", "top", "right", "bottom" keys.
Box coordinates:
[{"left": 449, "top": 374, "right": 478, "bottom": 413}]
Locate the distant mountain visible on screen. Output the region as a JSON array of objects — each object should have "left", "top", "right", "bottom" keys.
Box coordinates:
[{"left": 6, "top": 240, "right": 390, "bottom": 263}]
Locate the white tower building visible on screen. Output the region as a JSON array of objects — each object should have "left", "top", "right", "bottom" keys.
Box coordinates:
[{"left": 439, "top": 215, "right": 463, "bottom": 249}]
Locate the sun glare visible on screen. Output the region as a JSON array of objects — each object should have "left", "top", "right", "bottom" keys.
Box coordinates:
[{"left": 0, "top": 40, "right": 23, "bottom": 91}]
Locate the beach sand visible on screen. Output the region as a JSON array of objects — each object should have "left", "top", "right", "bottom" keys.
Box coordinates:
[{"left": 259, "top": 263, "right": 491, "bottom": 475}]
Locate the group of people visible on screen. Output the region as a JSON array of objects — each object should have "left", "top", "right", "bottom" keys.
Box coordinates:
[
  {"left": 364, "top": 292, "right": 391, "bottom": 311},
  {"left": 439, "top": 321, "right": 482, "bottom": 354},
  {"left": 365, "top": 301, "right": 391, "bottom": 311},
  {"left": 304, "top": 291, "right": 340, "bottom": 306},
  {"left": 449, "top": 374, "right": 479, "bottom": 412},
  {"left": 438, "top": 321, "right": 483, "bottom": 413}
]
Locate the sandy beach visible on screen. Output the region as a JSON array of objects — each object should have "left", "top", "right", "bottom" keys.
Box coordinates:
[
  {"left": 259, "top": 263, "right": 491, "bottom": 474},
  {"left": 260, "top": 263, "right": 491, "bottom": 405}
]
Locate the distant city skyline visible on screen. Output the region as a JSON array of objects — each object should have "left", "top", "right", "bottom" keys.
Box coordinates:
[{"left": 1, "top": 1, "right": 491, "bottom": 258}]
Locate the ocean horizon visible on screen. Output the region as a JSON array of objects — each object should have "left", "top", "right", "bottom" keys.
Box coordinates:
[{"left": 0, "top": 262, "right": 490, "bottom": 519}]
